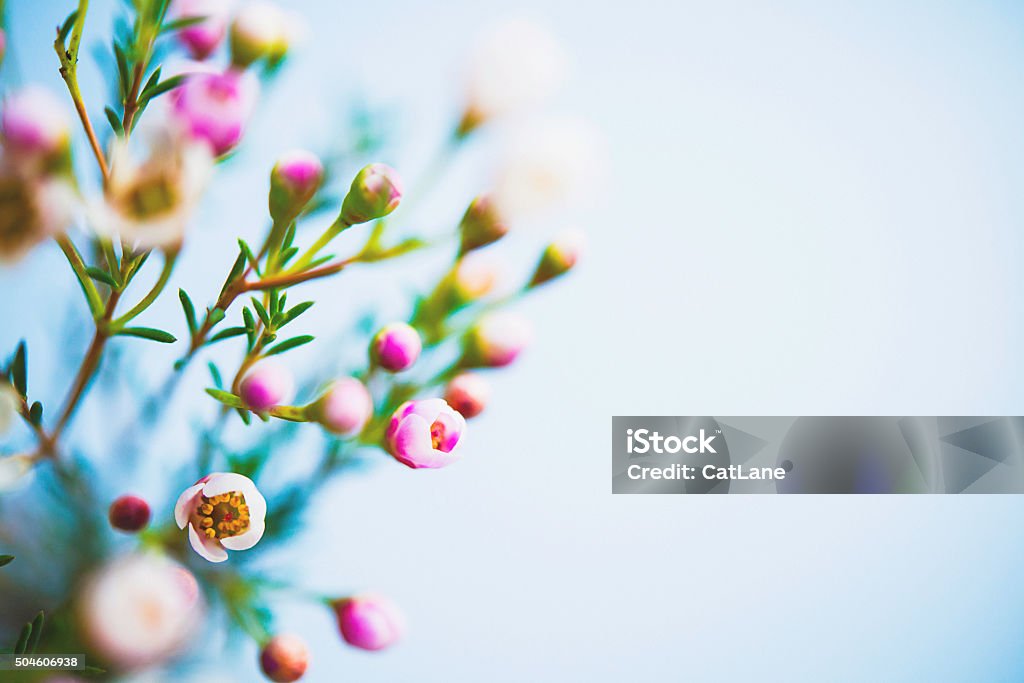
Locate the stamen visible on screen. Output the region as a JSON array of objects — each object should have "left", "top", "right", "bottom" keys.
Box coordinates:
[{"left": 193, "top": 490, "right": 251, "bottom": 540}]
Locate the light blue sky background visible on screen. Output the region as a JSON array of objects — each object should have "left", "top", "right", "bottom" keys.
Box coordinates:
[{"left": 4, "top": 0, "right": 1024, "bottom": 681}]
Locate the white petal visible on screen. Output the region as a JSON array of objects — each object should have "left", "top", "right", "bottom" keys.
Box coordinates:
[
  {"left": 188, "top": 523, "right": 228, "bottom": 563},
  {"left": 202, "top": 472, "right": 257, "bottom": 497},
  {"left": 174, "top": 483, "right": 204, "bottom": 529},
  {"left": 219, "top": 518, "right": 264, "bottom": 551},
  {"left": 243, "top": 483, "right": 267, "bottom": 524}
]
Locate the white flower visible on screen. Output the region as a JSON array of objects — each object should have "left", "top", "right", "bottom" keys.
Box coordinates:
[
  {"left": 79, "top": 554, "right": 203, "bottom": 669},
  {"left": 0, "top": 160, "right": 78, "bottom": 262},
  {"left": 492, "top": 116, "right": 607, "bottom": 221},
  {"left": 0, "top": 454, "right": 33, "bottom": 492},
  {"left": 174, "top": 472, "right": 267, "bottom": 563},
  {"left": 461, "top": 19, "right": 568, "bottom": 131},
  {"left": 94, "top": 125, "right": 212, "bottom": 250},
  {"left": 0, "top": 382, "right": 18, "bottom": 434}
]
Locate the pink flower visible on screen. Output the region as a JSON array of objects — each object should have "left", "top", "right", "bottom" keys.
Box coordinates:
[
  {"left": 462, "top": 311, "right": 533, "bottom": 368},
  {"left": 269, "top": 149, "right": 324, "bottom": 224},
  {"left": 108, "top": 494, "right": 151, "bottom": 532},
  {"left": 314, "top": 377, "right": 373, "bottom": 436},
  {"left": 340, "top": 163, "right": 403, "bottom": 224},
  {"left": 444, "top": 373, "right": 490, "bottom": 419},
  {"left": 385, "top": 399, "right": 467, "bottom": 469},
  {"left": 0, "top": 162, "right": 78, "bottom": 262},
  {"left": 332, "top": 594, "right": 405, "bottom": 651},
  {"left": 173, "top": 0, "right": 231, "bottom": 60},
  {"left": 170, "top": 69, "right": 257, "bottom": 156},
  {"left": 1, "top": 87, "right": 71, "bottom": 163},
  {"left": 371, "top": 322, "right": 422, "bottom": 372},
  {"left": 239, "top": 360, "right": 294, "bottom": 412},
  {"left": 174, "top": 472, "right": 267, "bottom": 563},
  {"left": 260, "top": 634, "right": 309, "bottom": 682}
]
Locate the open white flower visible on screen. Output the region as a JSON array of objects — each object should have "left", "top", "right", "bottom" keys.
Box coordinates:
[
  {"left": 174, "top": 472, "right": 267, "bottom": 563},
  {"left": 460, "top": 19, "right": 568, "bottom": 133},
  {"left": 492, "top": 116, "right": 607, "bottom": 221},
  {"left": 79, "top": 553, "right": 203, "bottom": 669},
  {"left": 95, "top": 126, "right": 212, "bottom": 250}
]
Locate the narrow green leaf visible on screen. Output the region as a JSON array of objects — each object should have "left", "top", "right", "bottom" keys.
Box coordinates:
[
  {"left": 142, "top": 67, "right": 162, "bottom": 96},
  {"left": 104, "top": 107, "right": 125, "bottom": 138},
  {"left": 305, "top": 254, "right": 335, "bottom": 270},
  {"left": 278, "top": 247, "right": 299, "bottom": 265},
  {"left": 58, "top": 11, "right": 79, "bottom": 44},
  {"left": 207, "top": 307, "right": 226, "bottom": 327},
  {"left": 243, "top": 307, "right": 257, "bottom": 350},
  {"left": 27, "top": 611, "right": 44, "bottom": 654},
  {"left": 0, "top": 555, "right": 13, "bottom": 567},
  {"left": 206, "top": 388, "right": 244, "bottom": 409},
  {"left": 209, "top": 326, "right": 247, "bottom": 343},
  {"left": 179, "top": 289, "right": 197, "bottom": 335},
  {"left": 113, "top": 42, "right": 130, "bottom": 100},
  {"left": 238, "top": 239, "right": 260, "bottom": 275},
  {"left": 268, "top": 288, "right": 280, "bottom": 316},
  {"left": 251, "top": 298, "right": 270, "bottom": 328},
  {"left": 280, "top": 301, "right": 314, "bottom": 326},
  {"left": 29, "top": 402, "right": 43, "bottom": 425},
  {"left": 281, "top": 222, "right": 296, "bottom": 251},
  {"left": 11, "top": 342, "right": 26, "bottom": 396},
  {"left": 14, "top": 622, "right": 30, "bottom": 655},
  {"left": 160, "top": 15, "right": 207, "bottom": 34},
  {"left": 221, "top": 251, "right": 246, "bottom": 296},
  {"left": 237, "top": 407, "right": 252, "bottom": 425},
  {"left": 86, "top": 265, "right": 118, "bottom": 287},
  {"left": 264, "top": 335, "right": 314, "bottom": 356},
  {"left": 208, "top": 362, "right": 223, "bottom": 389},
  {"left": 119, "top": 327, "right": 177, "bottom": 343},
  {"left": 139, "top": 74, "right": 189, "bottom": 104}
]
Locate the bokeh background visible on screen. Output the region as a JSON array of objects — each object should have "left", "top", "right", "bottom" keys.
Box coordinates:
[{"left": 4, "top": 0, "right": 1024, "bottom": 680}]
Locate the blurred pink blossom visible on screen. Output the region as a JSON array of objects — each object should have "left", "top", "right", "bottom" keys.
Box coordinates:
[
  {"left": 333, "top": 594, "right": 406, "bottom": 651},
  {"left": 385, "top": 399, "right": 467, "bottom": 469}
]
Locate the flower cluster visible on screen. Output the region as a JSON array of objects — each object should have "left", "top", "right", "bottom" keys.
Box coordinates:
[{"left": 0, "top": 2, "right": 600, "bottom": 680}]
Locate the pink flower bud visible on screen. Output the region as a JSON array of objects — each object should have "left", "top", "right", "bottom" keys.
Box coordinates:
[
  {"left": 530, "top": 228, "right": 585, "bottom": 287},
  {"left": 269, "top": 149, "right": 323, "bottom": 224},
  {"left": 170, "top": 69, "right": 256, "bottom": 157},
  {"left": 340, "top": 163, "right": 403, "bottom": 225},
  {"left": 239, "top": 360, "right": 294, "bottom": 412},
  {"left": 108, "top": 495, "right": 151, "bottom": 532},
  {"left": 451, "top": 254, "right": 498, "bottom": 304},
  {"left": 444, "top": 373, "right": 490, "bottom": 419},
  {"left": 260, "top": 634, "right": 308, "bottom": 682},
  {"left": 173, "top": 0, "right": 231, "bottom": 60},
  {"left": 458, "top": 194, "right": 508, "bottom": 254},
  {"left": 1, "top": 87, "right": 71, "bottom": 161},
  {"left": 462, "top": 312, "right": 533, "bottom": 368},
  {"left": 384, "top": 399, "right": 466, "bottom": 469},
  {"left": 371, "top": 322, "right": 421, "bottom": 372},
  {"left": 314, "top": 377, "right": 373, "bottom": 436},
  {"left": 230, "top": 1, "right": 294, "bottom": 68},
  {"left": 332, "top": 594, "right": 405, "bottom": 651}
]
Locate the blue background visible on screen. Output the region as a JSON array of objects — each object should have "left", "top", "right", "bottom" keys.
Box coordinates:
[{"left": 4, "top": 0, "right": 1024, "bottom": 680}]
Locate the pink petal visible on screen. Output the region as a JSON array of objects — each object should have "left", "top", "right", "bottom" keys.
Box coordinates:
[
  {"left": 174, "top": 483, "right": 204, "bottom": 529},
  {"left": 188, "top": 523, "right": 228, "bottom": 563}
]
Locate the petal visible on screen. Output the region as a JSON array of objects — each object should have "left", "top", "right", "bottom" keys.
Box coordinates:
[
  {"left": 188, "top": 523, "right": 228, "bottom": 563},
  {"left": 220, "top": 517, "right": 265, "bottom": 551},
  {"left": 408, "top": 398, "right": 446, "bottom": 424},
  {"left": 202, "top": 472, "right": 257, "bottom": 497},
  {"left": 392, "top": 414, "right": 433, "bottom": 465},
  {"left": 174, "top": 483, "right": 204, "bottom": 529},
  {"left": 242, "top": 483, "right": 267, "bottom": 525}
]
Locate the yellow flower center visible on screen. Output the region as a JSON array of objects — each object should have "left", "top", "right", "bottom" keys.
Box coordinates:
[
  {"left": 124, "top": 173, "right": 179, "bottom": 220},
  {"left": 194, "top": 491, "right": 250, "bottom": 540},
  {"left": 0, "top": 175, "right": 37, "bottom": 245}
]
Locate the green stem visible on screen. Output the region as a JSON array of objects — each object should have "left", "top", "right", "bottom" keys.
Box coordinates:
[
  {"left": 285, "top": 215, "right": 349, "bottom": 273},
  {"left": 55, "top": 234, "right": 104, "bottom": 319},
  {"left": 110, "top": 251, "right": 177, "bottom": 328}
]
